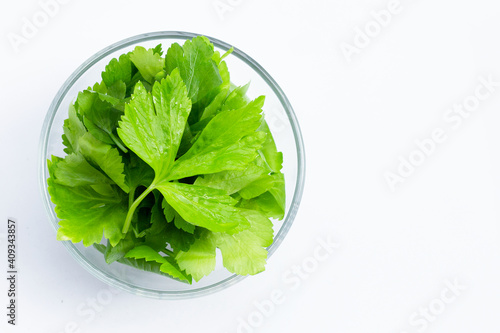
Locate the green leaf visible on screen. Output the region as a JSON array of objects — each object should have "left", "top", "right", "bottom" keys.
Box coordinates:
[
  {"left": 165, "top": 36, "right": 222, "bottom": 104},
  {"left": 117, "top": 70, "right": 191, "bottom": 181},
  {"left": 214, "top": 47, "right": 234, "bottom": 63},
  {"left": 239, "top": 172, "right": 283, "bottom": 200},
  {"left": 158, "top": 182, "right": 249, "bottom": 233},
  {"left": 164, "top": 223, "right": 199, "bottom": 253},
  {"left": 193, "top": 48, "right": 232, "bottom": 122},
  {"left": 217, "top": 58, "right": 230, "bottom": 90},
  {"left": 169, "top": 97, "right": 266, "bottom": 180},
  {"left": 143, "top": 196, "right": 170, "bottom": 251},
  {"left": 173, "top": 211, "right": 195, "bottom": 234},
  {"left": 83, "top": 119, "right": 114, "bottom": 145},
  {"left": 152, "top": 43, "right": 163, "bottom": 56},
  {"left": 196, "top": 48, "right": 231, "bottom": 122},
  {"left": 134, "top": 201, "right": 154, "bottom": 237},
  {"left": 62, "top": 104, "right": 86, "bottom": 154},
  {"left": 146, "top": 195, "right": 196, "bottom": 253},
  {"left": 213, "top": 210, "right": 273, "bottom": 275},
  {"left": 95, "top": 244, "right": 185, "bottom": 280},
  {"left": 49, "top": 180, "right": 127, "bottom": 247},
  {"left": 103, "top": 233, "right": 137, "bottom": 264},
  {"left": 267, "top": 173, "right": 286, "bottom": 218},
  {"left": 193, "top": 47, "right": 232, "bottom": 117},
  {"left": 199, "top": 88, "right": 229, "bottom": 122},
  {"left": 102, "top": 54, "right": 132, "bottom": 88},
  {"left": 76, "top": 90, "right": 127, "bottom": 151},
  {"left": 176, "top": 122, "right": 195, "bottom": 158},
  {"left": 125, "top": 245, "right": 191, "bottom": 283},
  {"left": 107, "top": 80, "right": 127, "bottom": 100},
  {"left": 61, "top": 133, "right": 72, "bottom": 155},
  {"left": 49, "top": 136, "right": 128, "bottom": 247},
  {"left": 78, "top": 133, "right": 129, "bottom": 193},
  {"left": 194, "top": 157, "right": 269, "bottom": 195},
  {"left": 239, "top": 183, "right": 286, "bottom": 220},
  {"left": 239, "top": 177, "right": 274, "bottom": 199},
  {"left": 222, "top": 83, "right": 251, "bottom": 111},
  {"left": 259, "top": 121, "right": 283, "bottom": 173},
  {"left": 161, "top": 198, "right": 175, "bottom": 222},
  {"left": 129, "top": 46, "right": 164, "bottom": 84},
  {"left": 176, "top": 230, "right": 216, "bottom": 282},
  {"left": 51, "top": 153, "right": 114, "bottom": 187},
  {"left": 176, "top": 210, "right": 273, "bottom": 278},
  {"left": 84, "top": 83, "right": 124, "bottom": 109},
  {"left": 123, "top": 152, "right": 155, "bottom": 190}
]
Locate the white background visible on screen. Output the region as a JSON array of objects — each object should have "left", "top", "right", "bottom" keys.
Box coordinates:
[{"left": 2, "top": 0, "right": 500, "bottom": 332}]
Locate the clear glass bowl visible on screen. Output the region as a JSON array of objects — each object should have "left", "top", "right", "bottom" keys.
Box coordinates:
[{"left": 38, "top": 31, "right": 305, "bottom": 299}]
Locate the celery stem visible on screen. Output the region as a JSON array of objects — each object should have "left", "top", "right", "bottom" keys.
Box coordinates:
[
  {"left": 109, "top": 132, "right": 128, "bottom": 153},
  {"left": 122, "top": 183, "right": 155, "bottom": 234}
]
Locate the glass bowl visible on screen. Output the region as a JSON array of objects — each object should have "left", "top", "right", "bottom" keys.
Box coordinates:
[{"left": 38, "top": 31, "right": 305, "bottom": 299}]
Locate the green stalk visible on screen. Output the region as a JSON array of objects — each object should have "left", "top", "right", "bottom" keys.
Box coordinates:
[
  {"left": 108, "top": 131, "right": 128, "bottom": 153},
  {"left": 122, "top": 183, "right": 156, "bottom": 234},
  {"left": 128, "top": 187, "right": 136, "bottom": 209}
]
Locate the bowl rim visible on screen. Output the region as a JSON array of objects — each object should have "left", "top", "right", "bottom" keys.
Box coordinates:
[{"left": 38, "top": 31, "right": 306, "bottom": 299}]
